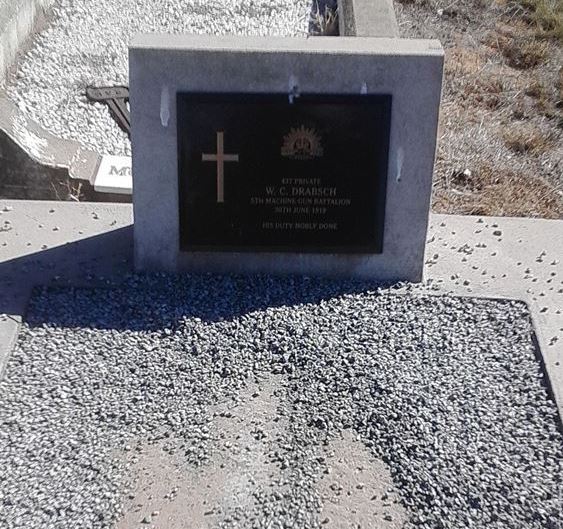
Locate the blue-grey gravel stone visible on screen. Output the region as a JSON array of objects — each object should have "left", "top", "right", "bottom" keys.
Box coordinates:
[{"left": 0, "top": 274, "right": 561, "bottom": 528}]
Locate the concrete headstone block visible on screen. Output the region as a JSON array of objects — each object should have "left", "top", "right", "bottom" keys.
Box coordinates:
[{"left": 130, "top": 35, "right": 443, "bottom": 281}]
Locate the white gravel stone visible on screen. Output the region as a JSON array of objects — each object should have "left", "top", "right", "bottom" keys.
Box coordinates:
[
  {"left": 2, "top": 0, "right": 313, "bottom": 156},
  {"left": 0, "top": 274, "right": 561, "bottom": 528}
]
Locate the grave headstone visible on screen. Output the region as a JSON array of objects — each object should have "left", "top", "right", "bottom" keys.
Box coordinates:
[{"left": 130, "top": 35, "right": 443, "bottom": 280}]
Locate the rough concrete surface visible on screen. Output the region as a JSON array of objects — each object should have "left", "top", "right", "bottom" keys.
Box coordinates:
[
  {"left": 317, "top": 432, "right": 407, "bottom": 529},
  {"left": 0, "top": 92, "right": 102, "bottom": 193}
]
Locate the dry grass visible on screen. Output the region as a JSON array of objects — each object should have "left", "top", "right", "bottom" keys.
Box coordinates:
[
  {"left": 485, "top": 30, "right": 550, "bottom": 68},
  {"left": 445, "top": 46, "right": 509, "bottom": 110},
  {"left": 557, "top": 66, "right": 563, "bottom": 105},
  {"left": 525, "top": 79, "right": 549, "bottom": 98},
  {"left": 51, "top": 179, "right": 84, "bottom": 202},
  {"left": 399, "top": 3, "right": 563, "bottom": 220},
  {"left": 461, "top": 73, "right": 506, "bottom": 110},
  {"left": 445, "top": 47, "right": 486, "bottom": 76},
  {"left": 514, "top": 0, "right": 563, "bottom": 40},
  {"left": 502, "top": 125, "right": 554, "bottom": 154},
  {"left": 310, "top": 2, "right": 339, "bottom": 36},
  {"left": 433, "top": 164, "right": 562, "bottom": 219},
  {"left": 396, "top": 0, "right": 562, "bottom": 220},
  {"left": 523, "top": 78, "right": 560, "bottom": 116},
  {"left": 505, "top": 37, "right": 549, "bottom": 68}
]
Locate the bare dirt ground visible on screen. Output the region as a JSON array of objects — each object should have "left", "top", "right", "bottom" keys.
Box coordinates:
[
  {"left": 394, "top": 0, "right": 562, "bottom": 219},
  {"left": 117, "top": 381, "right": 406, "bottom": 529}
]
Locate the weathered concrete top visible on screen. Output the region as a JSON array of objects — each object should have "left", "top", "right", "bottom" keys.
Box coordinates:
[
  {"left": 0, "top": 1, "right": 28, "bottom": 30},
  {"left": 130, "top": 33, "right": 440, "bottom": 56}
]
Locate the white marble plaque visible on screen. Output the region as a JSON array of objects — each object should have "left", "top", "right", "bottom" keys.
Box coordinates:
[{"left": 94, "top": 155, "right": 132, "bottom": 195}]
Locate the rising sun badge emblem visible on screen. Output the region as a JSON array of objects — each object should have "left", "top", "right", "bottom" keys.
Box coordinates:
[{"left": 281, "top": 125, "right": 324, "bottom": 160}]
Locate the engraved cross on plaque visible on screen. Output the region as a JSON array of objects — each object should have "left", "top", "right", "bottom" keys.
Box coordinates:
[{"left": 202, "top": 131, "right": 239, "bottom": 203}]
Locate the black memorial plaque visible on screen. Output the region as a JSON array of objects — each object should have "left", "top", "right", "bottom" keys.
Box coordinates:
[{"left": 177, "top": 93, "right": 391, "bottom": 253}]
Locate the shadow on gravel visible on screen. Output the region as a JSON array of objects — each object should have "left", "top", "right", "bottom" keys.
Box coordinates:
[
  {"left": 0, "top": 226, "right": 133, "bottom": 318},
  {"left": 23, "top": 273, "right": 400, "bottom": 332},
  {"left": 0, "top": 219, "right": 401, "bottom": 331}
]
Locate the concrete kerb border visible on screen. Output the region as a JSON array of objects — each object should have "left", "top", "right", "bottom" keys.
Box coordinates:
[
  {"left": 528, "top": 301, "right": 563, "bottom": 430},
  {"left": 0, "top": 314, "right": 21, "bottom": 381},
  {"left": 0, "top": 0, "right": 104, "bottom": 194},
  {"left": 0, "top": 93, "right": 102, "bottom": 183},
  {"left": 419, "top": 289, "right": 563, "bottom": 430},
  {"left": 0, "top": 0, "right": 56, "bottom": 81},
  {"left": 337, "top": 0, "right": 399, "bottom": 38}
]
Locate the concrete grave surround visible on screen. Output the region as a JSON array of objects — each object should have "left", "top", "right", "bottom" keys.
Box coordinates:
[
  {"left": 1, "top": 202, "right": 562, "bottom": 421},
  {"left": 130, "top": 35, "right": 444, "bottom": 280}
]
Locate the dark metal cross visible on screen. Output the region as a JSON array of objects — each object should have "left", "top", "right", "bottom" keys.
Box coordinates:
[{"left": 86, "top": 86, "right": 131, "bottom": 137}]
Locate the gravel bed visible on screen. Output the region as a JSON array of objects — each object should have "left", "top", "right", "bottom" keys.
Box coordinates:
[
  {"left": 0, "top": 274, "right": 561, "bottom": 529},
  {"left": 2, "top": 0, "right": 313, "bottom": 157}
]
